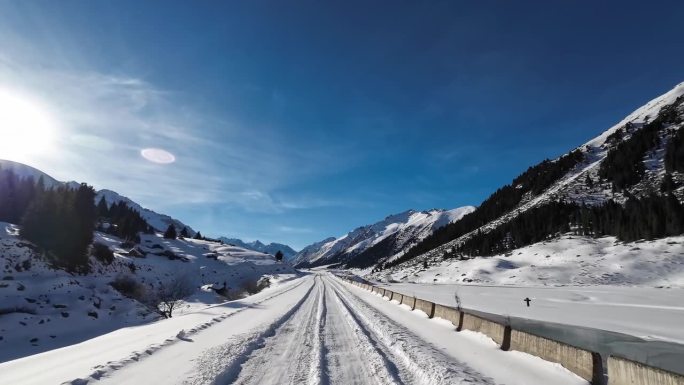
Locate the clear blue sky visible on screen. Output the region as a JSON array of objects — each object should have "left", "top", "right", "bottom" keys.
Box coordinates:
[{"left": 0, "top": 1, "right": 683, "bottom": 249}]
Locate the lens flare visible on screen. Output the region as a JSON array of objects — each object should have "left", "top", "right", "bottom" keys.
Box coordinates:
[{"left": 141, "top": 148, "right": 176, "bottom": 164}]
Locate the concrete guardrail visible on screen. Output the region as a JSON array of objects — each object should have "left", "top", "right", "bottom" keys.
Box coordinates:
[
  {"left": 510, "top": 329, "right": 602, "bottom": 384},
  {"left": 338, "top": 277, "right": 684, "bottom": 385},
  {"left": 413, "top": 298, "right": 436, "bottom": 318},
  {"left": 608, "top": 355, "right": 684, "bottom": 385},
  {"left": 459, "top": 312, "right": 507, "bottom": 347},
  {"left": 433, "top": 304, "right": 462, "bottom": 328},
  {"left": 401, "top": 295, "right": 416, "bottom": 309}
]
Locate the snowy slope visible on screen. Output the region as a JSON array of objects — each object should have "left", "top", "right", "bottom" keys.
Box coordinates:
[
  {"left": 382, "top": 81, "right": 684, "bottom": 271},
  {"left": 375, "top": 234, "right": 684, "bottom": 287},
  {"left": 219, "top": 237, "right": 298, "bottom": 259},
  {"left": 0, "top": 221, "right": 296, "bottom": 362},
  {"left": 294, "top": 206, "right": 474, "bottom": 268},
  {"left": 96, "top": 189, "right": 194, "bottom": 234}
]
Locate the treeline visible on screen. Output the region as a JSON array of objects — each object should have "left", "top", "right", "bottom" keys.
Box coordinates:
[
  {"left": 96, "top": 196, "right": 153, "bottom": 242},
  {"left": 665, "top": 125, "right": 684, "bottom": 172},
  {"left": 386, "top": 97, "right": 684, "bottom": 269},
  {"left": 445, "top": 194, "right": 684, "bottom": 258},
  {"left": 599, "top": 96, "right": 684, "bottom": 190},
  {"left": 0, "top": 169, "right": 43, "bottom": 224},
  {"left": 0, "top": 167, "right": 152, "bottom": 271},
  {"left": 386, "top": 150, "right": 584, "bottom": 268},
  {"left": 21, "top": 183, "right": 97, "bottom": 272}
]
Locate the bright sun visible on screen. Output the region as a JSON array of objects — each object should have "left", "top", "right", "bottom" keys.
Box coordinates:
[{"left": 0, "top": 89, "right": 56, "bottom": 162}]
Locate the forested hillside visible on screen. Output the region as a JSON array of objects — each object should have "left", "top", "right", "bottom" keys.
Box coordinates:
[{"left": 382, "top": 83, "right": 684, "bottom": 270}]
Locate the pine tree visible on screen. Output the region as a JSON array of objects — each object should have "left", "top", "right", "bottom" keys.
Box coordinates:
[
  {"left": 661, "top": 173, "right": 677, "bottom": 193},
  {"left": 179, "top": 227, "right": 189, "bottom": 238},
  {"left": 585, "top": 174, "right": 594, "bottom": 188},
  {"left": 275, "top": 250, "right": 284, "bottom": 261},
  {"left": 96, "top": 196, "right": 109, "bottom": 217},
  {"left": 21, "top": 183, "right": 96, "bottom": 272},
  {"left": 163, "top": 224, "right": 177, "bottom": 239},
  {"left": 193, "top": 231, "right": 202, "bottom": 240}
]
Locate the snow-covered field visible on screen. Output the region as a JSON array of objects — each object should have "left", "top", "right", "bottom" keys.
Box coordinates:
[
  {"left": 376, "top": 235, "right": 684, "bottom": 288},
  {"left": 379, "top": 282, "right": 684, "bottom": 344},
  {"left": 0, "top": 273, "right": 587, "bottom": 385},
  {"left": 364, "top": 235, "right": 684, "bottom": 345},
  {"left": 0, "top": 221, "right": 295, "bottom": 362}
]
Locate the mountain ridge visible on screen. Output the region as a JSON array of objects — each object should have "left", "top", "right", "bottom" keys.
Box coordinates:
[
  {"left": 0, "top": 159, "right": 195, "bottom": 235},
  {"left": 378, "top": 81, "right": 684, "bottom": 273},
  {"left": 293, "top": 206, "right": 475, "bottom": 268},
  {"left": 218, "top": 237, "right": 298, "bottom": 259}
]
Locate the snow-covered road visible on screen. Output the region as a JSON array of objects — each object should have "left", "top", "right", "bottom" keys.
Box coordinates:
[{"left": 0, "top": 273, "right": 586, "bottom": 385}]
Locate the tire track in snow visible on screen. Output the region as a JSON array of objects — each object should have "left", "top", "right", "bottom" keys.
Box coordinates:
[
  {"left": 226, "top": 275, "right": 326, "bottom": 385},
  {"left": 325, "top": 275, "right": 496, "bottom": 385},
  {"left": 65, "top": 276, "right": 310, "bottom": 385},
  {"left": 223, "top": 274, "right": 404, "bottom": 385},
  {"left": 310, "top": 281, "right": 328, "bottom": 385},
  {"left": 322, "top": 279, "right": 403, "bottom": 385},
  {"left": 182, "top": 277, "right": 317, "bottom": 385}
]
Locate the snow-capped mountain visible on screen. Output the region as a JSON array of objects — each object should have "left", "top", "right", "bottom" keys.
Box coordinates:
[
  {"left": 293, "top": 206, "right": 474, "bottom": 268},
  {"left": 218, "top": 238, "right": 297, "bottom": 259},
  {"left": 380, "top": 81, "right": 684, "bottom": 272}
]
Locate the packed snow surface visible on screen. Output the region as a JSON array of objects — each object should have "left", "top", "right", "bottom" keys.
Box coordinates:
[{"left": 0, "top": 273, "right": 586, "bottom": 385}]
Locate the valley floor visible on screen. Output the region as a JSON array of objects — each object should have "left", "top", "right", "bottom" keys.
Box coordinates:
[
  {"left": 378, "top": 282, "right": 684, "bottom": 344},
  {"left": 0, "top": 273, "right": 585, "bottom": 385}
]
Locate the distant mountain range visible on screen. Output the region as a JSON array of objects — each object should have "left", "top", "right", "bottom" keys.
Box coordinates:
[
  {"left": 295, "top": 82, "right": 684, "bottom": 274},
  {"left": 219, "top": 238, "right": 298, "bottom": 259},
  {"left": 293, "top": 207, "right": 474, "bottom": 268}
]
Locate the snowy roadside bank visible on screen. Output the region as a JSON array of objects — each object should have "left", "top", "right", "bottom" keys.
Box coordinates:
[{"left": 0, "top": 275, "right": 310, "bottom": 385}]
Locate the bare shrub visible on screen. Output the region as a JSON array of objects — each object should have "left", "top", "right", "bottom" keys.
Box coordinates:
[
  {"left": 110, "top": 275, "right": 146, "bottom": 301},
  {"left": 240, "top": 277, "right": 270, "bottom": 295},
  {"left": 153, "top": 274, "right": 195, "bottom": 318},
  {"left": 92, "top": 242, "right": 114, "bottom": 265}
]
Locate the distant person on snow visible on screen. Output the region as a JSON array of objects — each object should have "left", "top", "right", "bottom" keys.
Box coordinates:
[{"left": 524, "top": 297, "right": 532, "bottom": 307}]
